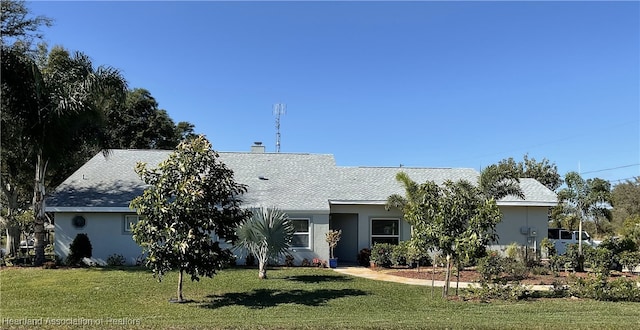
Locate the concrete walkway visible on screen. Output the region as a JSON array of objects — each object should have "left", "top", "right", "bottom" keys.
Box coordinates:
[{"left": 332, "top": 266, "right": 554, "bottom": 291}]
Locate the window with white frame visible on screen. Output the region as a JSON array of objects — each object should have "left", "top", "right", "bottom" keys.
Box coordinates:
[
  {"left": 124, "top": 215, "right": 140, "bottom": 234},
  {"left": 371, "top": 218, "right": 400, "bottom": 245},
  {"left": 290, "top": 219, "right": 310, "bottom": 248}
]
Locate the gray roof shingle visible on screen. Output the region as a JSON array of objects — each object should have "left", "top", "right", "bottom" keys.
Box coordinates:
[{"left": 46, "top": 150, "right": 557, "bottom": 211}]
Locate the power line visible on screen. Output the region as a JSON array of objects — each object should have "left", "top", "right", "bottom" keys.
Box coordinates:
[
  {"left": 580, "top": 163, "right": 640, "bottom": 175},
  {"left": 609, "top": 177, "right": 639, "bottom": 184}
]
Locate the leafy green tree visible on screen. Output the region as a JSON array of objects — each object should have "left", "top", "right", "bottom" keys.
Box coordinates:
[
  {"left": 175, "top": 121, "right": 197, "bottom": 142},
  {"left": 388, "top": 173, "right": 502, "bottom": 297},
  {"left": 497, "top": 155, "right": 563, "bottom": 191},
  {"left": 0, "top": 0, "right": 52, "bottom": 47},
  {"left": 557, "top": 172, "right": 612, "bottom": 270},
  {"left": 0, "top": 0, "right": 51, "bottom": 257},
  {"left": 130, "top": 136, "right": 249, "bottom": 302},
  {"left": 1, "top": 45, "right": 127, "bottom": 264},
  {"left": 0, "top": 48, "right": 35, "bottom": 255},
  {"left": 106, "top": 88, "right": 195, "bottom": 149},
  {"left": 611, "top": 177, "right": 640, "bottom": 234},
  {"left": 235, "top": 207, "right": 294, "bottom": 279},
  {"left": 621, "top": 215, "right": 640, "bottom": 248}
]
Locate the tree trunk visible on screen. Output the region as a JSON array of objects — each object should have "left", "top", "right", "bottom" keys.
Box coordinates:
[
  {"left": 455, "top": 261, "right": 460, "bottom": 296},
  {"left": 577, "top": 211, "right": 584, "bottom": 272},
  {"left": 257, "top": 245, "right": 268, "bottom": 279},
  {"left": 5, "top": 224, "right": 21, "bottom": 256},
  {"left": 33, "top": 152, "right": 48, "bottom": 266},
  {"left": 443, "top": 254, "right": 451, "bottom": 298},
  {"left": 1, "top": 184, "right": 21, "bottom": 256},
  {"left": 431, "top": 261, "right": 435, "bottom": 299},
  {"left": 177, "top": 268, "right": 184, "bottom": 302},
  {"left": 258, "top": 259, "right": 267, "bottom": 279}
]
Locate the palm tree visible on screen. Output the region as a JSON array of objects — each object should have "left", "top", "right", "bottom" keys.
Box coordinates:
[
  {"left": 558, "top": 172, "right": 612, "bottom": 270},
  {"left": 235, "top": 207, "right": 294, "bottom": 279},
  {"left": 2, "top": 45, "right": 127, "bottom": 265},
  {"left": 478, "top": 164, "right": 525, "bottom": 200}
]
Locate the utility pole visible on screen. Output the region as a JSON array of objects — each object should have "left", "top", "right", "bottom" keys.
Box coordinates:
[{"left": 274, "top": 103, "right": 286, "bottom": 153}]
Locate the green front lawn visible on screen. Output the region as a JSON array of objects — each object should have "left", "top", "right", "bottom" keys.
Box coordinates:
[{"left": 1, "top": 266, "right": 638, "bottom": 329}]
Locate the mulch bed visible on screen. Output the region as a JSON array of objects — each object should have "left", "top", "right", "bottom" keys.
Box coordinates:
[{"left": 385, "top": 266, "right": 639, "bottom": 285}]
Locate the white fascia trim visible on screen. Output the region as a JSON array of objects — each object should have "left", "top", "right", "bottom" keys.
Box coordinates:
[
  {"left": 329, "top": 200, "right": 386, "bottom": 206},
  {"left": 46, "top": 207, "right": 133, "bottom": 213},
  {"left": 496, "top": 201, "right": 557, "bottom": 207},
  {"left": 329, "top": 199, "right": 557, "bottom": 207},
  {"left": 279, "top": 209, "right": 330, "bottom": 215}
]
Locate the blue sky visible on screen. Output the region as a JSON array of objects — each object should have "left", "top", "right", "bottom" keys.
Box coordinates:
[{"left": 29, "top": 1, "right": 639, "bottom": 185}]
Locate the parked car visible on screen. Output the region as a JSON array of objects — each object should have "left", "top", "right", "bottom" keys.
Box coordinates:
[{"left": 548, "top": 228, "right": 599, "bottom": 255}]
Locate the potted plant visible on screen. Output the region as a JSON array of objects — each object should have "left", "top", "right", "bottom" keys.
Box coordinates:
[{"left": 326, "top": 229, "right": 341, "bottom": 268}]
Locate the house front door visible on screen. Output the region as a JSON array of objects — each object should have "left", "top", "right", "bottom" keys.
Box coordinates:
[{"left": 329, "top": 213, "right": 358, "bottom": 264}]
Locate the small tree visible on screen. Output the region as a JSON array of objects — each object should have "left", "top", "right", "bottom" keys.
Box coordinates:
[
  {"left": 66, "top": 233, "right": 92, "bottom": 266},
  {"left": 388, "top": 173, "right": 503, "bottom": 297},
  {"left": 130, "top": 135, "right": 248, "bottom": 302},
  {"left": 235, "top": 207, "right": 294, "bottom": 279},
  {"left": 558, "top": 172, "right": 612, "bottom": 271},
  {"left": 326, "top": 229, "right": 341, "bottom": 259}
]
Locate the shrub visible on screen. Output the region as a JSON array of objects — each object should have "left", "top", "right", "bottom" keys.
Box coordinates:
[
  {"left": 568, "top": 274, "right": 640, "bottom": 302},
  {"left": 66, "top": 233, "right": 92, "bottom": 266},
  {"left": 42, "top": 261, "right": 57, "bottom": 269},
  {"left": 465, "top": 283, "right": 532, "bottom": 302},
  {"left": 284, "top": 254, "right": 295, "bottom": 267},
  {"left": 245, "top": 253, "right": 255, "bottom": 266},
  {"left": 550, "top": 254, "right": 572, "bottom": 272},
  {"left": 370, "top": 243, "right": 394, "bottom": 268},
  {"left": 598, "top": 237, "right": 638, "bottom": 271},
  {"left": 391, "top": 241, "right": 409, "bottom": 266},
  {"left": 503, "top": 257, "right": 529, "bottom": 281},
  {"left": 619, "top": 251, "right": 640, "bottom": 274},
  {"left": 541, "top": 237, "right": 556, "bottom": 257},
  {"left": 477, "top": 251, "right": 504, "bottom": 283},
  {"left": 106, "top": 254, "right": 126, "bottom": 266},
  {"left": 584, "top": 247, "right": 613, "bottom": 275},
  {"left": 135, "top": 254, "right": 146, "bottom": 266},
  {"left": 357, "top": 248, "right": 371, "bottom": 267},
  {"left": 564, "top": 243, "right": 594, "bottom": 272},
  {"left": 301, "top": 258, "right": 311, "bottom": 267},
  {"left": 505, "top": 242, "right": 521, "bottom": 260}
]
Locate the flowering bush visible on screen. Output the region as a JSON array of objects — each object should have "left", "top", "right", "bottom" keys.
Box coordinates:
[{"left": 312, "top": 258, "right": 326, "bottom": 268}]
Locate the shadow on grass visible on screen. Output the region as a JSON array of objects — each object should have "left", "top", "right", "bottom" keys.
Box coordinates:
[
  {"left": 200, "top": 288, "right": 368, "bottom": 309},
  {"left": 283, "top": 274, "right": 353, "bottom": 283},
  {"left": 92, "top": 266, "right": 152, "bottom": 273}
]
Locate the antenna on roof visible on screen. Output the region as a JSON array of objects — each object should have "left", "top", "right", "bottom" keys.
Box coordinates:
[{"left": 274, "top": 103, "right": 286, "bottom": 153}]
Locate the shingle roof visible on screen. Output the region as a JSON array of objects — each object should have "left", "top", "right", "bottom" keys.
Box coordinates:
[
  {"left": 46, "top": 150, "right": 557, "bottom": 211},
  {"left": 330, "top": 167, "right": 479, "bottom": 202}
]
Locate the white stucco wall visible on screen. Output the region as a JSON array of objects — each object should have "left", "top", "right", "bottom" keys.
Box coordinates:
[
  {"left": 54, "top": 205, "right": 549, "bottom": 266},
  {"left": 55, "top": 212, "right": 143, "bottom": 265},
  {"left": 55, "top": 211, "right": 330, "bottom": 266},
  {"left": 493, "top": 206, "right": 549, "bottom": 253}
]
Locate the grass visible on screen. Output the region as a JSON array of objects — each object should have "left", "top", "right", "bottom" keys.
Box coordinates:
[{"left": 1, "top": 266, "right": 639, "bottom": 329}]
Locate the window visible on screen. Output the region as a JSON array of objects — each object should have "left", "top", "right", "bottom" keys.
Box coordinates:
[
  {"left": 560, "top": 230, "right": 572, "bottom": 240},
  {"left": 124, "top": 215, "right": 140, "bottom": 233},
  {"left": 290, "top": 219, "right": 310, "bottom": 248},
  {"left": 371, "top": 218, "right": 400, "bottom": 245}
]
